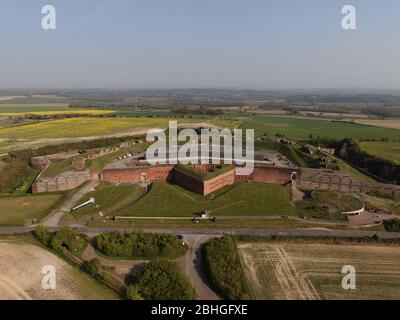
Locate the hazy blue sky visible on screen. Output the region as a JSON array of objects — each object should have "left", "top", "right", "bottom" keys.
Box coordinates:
[{"left": 1, "top": 0, "right": 399, "bottom": 89}]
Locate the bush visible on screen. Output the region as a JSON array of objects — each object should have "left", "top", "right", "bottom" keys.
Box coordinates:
[
  {"left": 33, "top": 226, "right": 52, "bottom": 245},
  {"left": 126, "top": 284, "right": 143, "bottom": 300},
  {"left": 95, "top": 231, "right": 187, "bottom": 259},
  {"left": 82, "top": 258, "right": 111, "bottom": 282},
  {"left": 383, "top": 219, "right": 400, "bottom": 232},
  {"left": 33, "top": 226, "right": 88, "bottom": 257},
  {"left": 203, "top": 235, "right": 248, "bottom": 300},
  {"left": 134, "top": 259, "right": 196, "bottom": 300}
]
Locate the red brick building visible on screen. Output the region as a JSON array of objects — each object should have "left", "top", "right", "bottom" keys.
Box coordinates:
[{"left": 100, "top": 164, "right": 296, "bottom": 196}]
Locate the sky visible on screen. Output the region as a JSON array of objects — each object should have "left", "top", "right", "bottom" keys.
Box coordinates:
[{"left": 0, "top": 0, "right": 400, "bottom": 89}]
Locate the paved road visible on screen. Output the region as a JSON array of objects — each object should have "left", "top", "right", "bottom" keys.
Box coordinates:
[
  {"left": 183, "top": 234, "right": 221, "bottom": 300},
  {"left": 41, "top": 180, "right": 99, "bottom": 228},
  {"left": 2, "top": 225, "right": 400, "bottom": 239}
]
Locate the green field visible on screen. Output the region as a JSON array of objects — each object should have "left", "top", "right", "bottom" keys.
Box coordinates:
[
  {"left": 118, "top": 182, "right": 298, "bottom": 217},
  {"left": 0, "top": 194, "right": 62, "bottom": 226},
  {"left": 238, "top": 241, "right": 400, "bottom": 300},
  {"left": 360, "top": 141, "right": 400, "bottom": 164},
  {"left": 240, "top": 116, "right": 400, "bottom": 140},
  {"left": 66, "top": 181, "right": 144, "bottom": 221},
  {"left": 0, "top": 103, "right": 70, "bottom": 113}
]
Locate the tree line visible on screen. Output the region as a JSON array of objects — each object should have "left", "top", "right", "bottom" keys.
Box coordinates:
[
  {"left": 95, "top": 231, "right": 187, "bottom": 259},
  {"left": 203, "top": 235, "right": 249, "bottom": 300}
]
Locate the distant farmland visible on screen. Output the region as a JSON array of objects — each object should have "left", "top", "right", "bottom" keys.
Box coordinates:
[
  {"left": 0, "top": 103, "right": 70, "bottom": 113},
  {"left": 0, "top": 116, "right": 236, "bottom": 139},
  {"left": 0, "top": 117, "right": 171, "bottom": 139},
  {"left": 239, "top": 116, "right": 400, "bottom": 140},
  {"left": 360, "top": 141, "right": 400, "bottom": 164},
  {"left": 238, "top": 241, "right": 400, "bottom": 300}
]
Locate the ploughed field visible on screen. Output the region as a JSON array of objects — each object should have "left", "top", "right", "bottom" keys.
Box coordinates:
[
  {"left": 0, "top": 241, "right": 118, "bottom": 300},
  {"left": 238, "top": 242, "right": 400, "bottom": 300}
]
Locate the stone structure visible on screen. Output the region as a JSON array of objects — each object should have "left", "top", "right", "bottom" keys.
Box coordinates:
[
  {"left": 32, "top": 170, "right": 92, "bottom": 193},
  {"left": 299, "top": 168, "right": 400, "bottom": 197},
  {"left": 31, "top": 151, "right": 81, "bottom": 171}
]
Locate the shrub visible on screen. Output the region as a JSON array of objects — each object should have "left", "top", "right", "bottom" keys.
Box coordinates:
[
  {"left": 203, "top": 235, "right": 248, "bottom": 300},
  {"left": 126, "top": 284, "right": 143, "bottom": 300},
  {"left": 82, "top": 258, "right": 111, "bottom": 282},
  {"left": 33, "top": 226, "right": 52, "bottom": 245},
  {"left": 134, "top": 259, "right": 196, "bottom": 300},
  {"left": 384, "top": 219, "right": 400, "bottom": 232},
  {"left": 33, "top": 226, "right": 88, "bottom": 257},
  {"left": 95, "top": 231, "right": 187, "bottom": 259}
]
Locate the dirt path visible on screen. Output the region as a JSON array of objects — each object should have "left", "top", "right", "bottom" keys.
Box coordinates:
[{"left": 82, "top": 242, "right": 146, "bottom": 280}]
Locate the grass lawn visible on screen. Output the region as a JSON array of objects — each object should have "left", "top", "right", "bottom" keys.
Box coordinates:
[
  {"left": 65, "top": 181, "right": 144, "bottom": 221},
  {"left": 255, "top": 141, "right": 321, "bottom": 167},
  {"left": 361, "top": 194, "right": 400, "bottom": 215},
  {"left": 296, "top": 190, "right": 363, "bottom": 221},
  {"left": 359, "top": 141, "right": 400, "bottom": 164},
  {"left": 118, "top": 182, "right": 298, "bottom": 217},
  {"left": 334, "top": 156, "right": 375, "bottom": 183},
  {"left": 0, "top": 194, "right": 62, "bottom": 226},
  {"left": 240, "top": 116, "right": 400, "bottom": 141},
  {"left": 43, "top": 158, "right": 76, "bottom": 177}
]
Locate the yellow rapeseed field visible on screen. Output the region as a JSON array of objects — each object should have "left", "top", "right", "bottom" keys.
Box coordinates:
[{"left": 0, "top": 117, "right": 171, "bottom": 138}]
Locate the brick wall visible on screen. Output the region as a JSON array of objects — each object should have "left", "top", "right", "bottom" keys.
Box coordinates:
[
  {"left": 172, "top": 169, "right": 204, "bottom": 194},
  {"left": 203, "top": 169, "right": 235, "bottom": 195},
  {"left": 100, "top": 165, "right": 174, "bottom": 184},
  {"left": 236, "top": 166, "right": 299, "bottom": 185}
]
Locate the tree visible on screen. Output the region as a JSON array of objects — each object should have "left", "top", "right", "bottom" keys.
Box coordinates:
[
  {"left": 135, "top": 259, "right": 196, "bottom": 300},
  {"left": 126, "top": 285, "right": 143, "bottom": 300}
]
